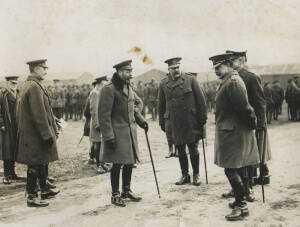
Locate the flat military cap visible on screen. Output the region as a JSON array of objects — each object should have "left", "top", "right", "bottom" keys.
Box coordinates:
[
  {"left": 209, "top": 53, "right": 233, "bottom": 68},
  {"left": 113, "top": 60, "right": 132, "bottom": 70},
  {"left": 26, "top": 59, "right": 48, "bottom": 68},
  {"left": 5, "top": 76, "right": 19, "bottom": 81},
  {"left": 164, "top": 57, "right": 182, "bottom": 68},
  {"left": 293, "top": 76, "right": 299, "bottom": 79},
  {"left": 226, "top": 50, "right": 247, "bottom": 61},
  {"left": 95, "top": 75, "right": 108, "bottom": 83},
  {"left": 53, "top": 79, "right": 60, "bottom": 83}
]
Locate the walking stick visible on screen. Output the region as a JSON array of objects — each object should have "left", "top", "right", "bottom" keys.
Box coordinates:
[
  {"left": 261, "top": 128, "right": 267, "bottom": 203},
  {"left": 77, "top": 134, "right": 84, "bottom": 146},
  {"left": 145, "top": 130, "right": 161, "bottom": 198},
  {"left": 202, "top": 139, "right": 208, "bottom": 184}
]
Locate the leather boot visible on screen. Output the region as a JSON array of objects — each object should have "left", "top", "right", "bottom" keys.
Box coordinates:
[
  {"left": 121, "top": 190, "right": 142, "bottom": 202},
  {"left": 225, "top": 203, "right": 249, "bottom": 221},
  {"left": 27, "top": 194, "right": 49, "bottom": 207},
  {"left": 41, "top": 188, "right": 60, "bottom": 200},
  {"left": 111, "top": 192, "right": 126, "bottom": 207},
  {"left": 175, "top": 174, "right": 191, "bottom": 185},
  {"left": 193, "top": 174, "right": 201, "bottom": 186},
  {"left": 46, "top": 179, "right": 56, "bottom": 189},
  {"left": 176, "top": 151, "right": 189, "bottom": 185},
  {"left": 3, "top": 161, "right": 11, "bottom": 184}
]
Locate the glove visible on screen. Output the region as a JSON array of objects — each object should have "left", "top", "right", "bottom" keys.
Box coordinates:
[
  {"left": 44, "top": 137, "right": 54, "bottom": 146},
  {"left": 95, "top": 126, "right": 101, "bottom": 133},
  {"left": 0, "top": 126, "right": 6, "bottom": 132},
  {"left": 142, "top": 122, "right": 149, "bottom": 133},
  {"left": 160, "top": 124, "right": 165, "bottom": 132},
  {"left": 105, "top": 139, "right": 116, "bottom": 149}
]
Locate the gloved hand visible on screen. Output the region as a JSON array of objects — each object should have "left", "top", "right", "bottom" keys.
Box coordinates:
[
  {"left": 95, "top": 126, "right": 101, "bottom": 133},
  {"left": 0, "top": 126, "right": 6, "bottom": 132},
  {"left": 44, "top": 137, "right": 54, "bottom": 146},
  {"left": 106, "top": 139, "right": 116, "bottom": 149},
  {"left": 142, "top": 122, "right": 149, "bottom": 133}
]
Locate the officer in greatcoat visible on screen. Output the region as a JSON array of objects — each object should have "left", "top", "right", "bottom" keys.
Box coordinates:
[
  {"left": 158, "top": 57, "right": 207, "bottom": 186},
  {"left": 210, "top": 53, "right": 260, "bottom": 221},
  {"left": 0, "top": 76, "right": 23, "bottom": 184},
  {"left": 17, "top": 59, "right": 60, "bottom": 207},
  {"left": 226, "top": 50, "right": 271, "bottom": 189},
  {"left": 89, "top": 76, "right": 109, "bottom": 174},
  {"left": 98, "top": 60, "right": 148, "bottom": 207}
]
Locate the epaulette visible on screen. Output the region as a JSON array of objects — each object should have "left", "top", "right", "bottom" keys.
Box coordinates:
[{"left": 231, "top": 74, "right": 239, "bottom": 81}]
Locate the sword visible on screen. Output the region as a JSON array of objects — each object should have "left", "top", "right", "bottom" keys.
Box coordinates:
[{"left": 145, "top": 130, "right": 161, "bottom": 198}]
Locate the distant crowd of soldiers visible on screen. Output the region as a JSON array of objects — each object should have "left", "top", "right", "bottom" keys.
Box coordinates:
[
  {"left": 285, "top": 76, "right": 300, "bottom": 121},
  {"left": 47, "top": 82, "right": 92, "bottom": 121},
  {"left": 263, "top": 76, "right": 300, "bottom": 124}
]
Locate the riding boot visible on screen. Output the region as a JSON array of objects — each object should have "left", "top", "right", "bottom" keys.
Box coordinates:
[
  {"left": 190, "top": 154, "right": 200, "bottom": 186},
  {"left": 176, "top": 150, "right": 190, "bottom": 185}
]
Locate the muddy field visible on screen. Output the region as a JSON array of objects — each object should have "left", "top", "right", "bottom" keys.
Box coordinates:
[{"left": 0, "top": 104, "right": 300, "bottom": 227}]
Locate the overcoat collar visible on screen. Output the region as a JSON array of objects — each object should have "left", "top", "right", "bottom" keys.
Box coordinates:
[
  {"left": 26, "top": 74, "right": 50, "bottom": 98},
  {"left": 111, "top": 72, "right": 131, "bottom": 97},
  {"left": 166, "top": 72, "right": 185, "bottom": 89}
]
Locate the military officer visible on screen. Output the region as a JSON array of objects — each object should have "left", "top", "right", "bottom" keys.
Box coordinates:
[
  {"left": 98, "top": 60, "right": 148, "bottom": 207},
  {"left": 271, "top": 80, "right": 284, "bottom": 120},
  {"left": 0, "top": 76, "right": 23, "bottom": 184},
  {"left": 226, "top": 50, "right": 271, "bottom": 189},
  {"left": 17, "top": 59, "right": 60, "bottom": 207},
  {"left": 210, "top": 53, "right": 259, "bottom": 221},
  {"left": 89, "top": 76, "right": 108, "bottom": 174},
  {"left": 158, "top": 57, "right": 207, "bottom": 186}
]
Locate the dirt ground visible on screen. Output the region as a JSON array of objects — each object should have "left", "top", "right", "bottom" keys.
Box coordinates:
[{"left": 0, "top": 104, "right": 300, "bottom": 227}]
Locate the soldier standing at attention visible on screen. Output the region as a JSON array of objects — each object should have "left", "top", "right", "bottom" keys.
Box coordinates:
[
  {"left": 17, "top": 59, "right": 60, "bottom": 207},
  {"left": 0, "top": 76, "right": 23, "bottom": 184},
  {"left": 158, "top": 57, "right": 207, "bottom": 186},
  {"left": 98, "top": 60, "right": 148, "bottom": 207},
  {"left": 210, "top": 53, "right": 259, "bottom": 221}
]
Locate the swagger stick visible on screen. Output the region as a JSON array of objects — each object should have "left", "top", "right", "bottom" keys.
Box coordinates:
[
  {"left": 202, "top": 139, "right": 208, "bottom": 184},
  {"left": 145, "top": 131, "right": 161, "bottom": 198}
]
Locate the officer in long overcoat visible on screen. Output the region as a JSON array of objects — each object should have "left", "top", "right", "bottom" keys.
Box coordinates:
[
  {"left": 210, "top": 53, "right": 259, "bottom": 221},
  {"left": 158, "top": 57, "right": 207, "bottom": 186},
  {"left": 0, "top": 76, "right": 22, "bottom": 184},
  {"left": 98, "top": 60, "right": 148, "bottom": 207},
  {"left": 17, "top": 59, "right": 60, "bottom": 207},
  {"left": 226, "top": 50, "right": 271, "bottom": 187},
  {"left": 89, "top": 76, "right": 108, "bottom": 174}
]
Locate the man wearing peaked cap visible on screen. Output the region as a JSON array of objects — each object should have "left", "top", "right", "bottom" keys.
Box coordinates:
[
  {"left": 210, "top": 52, "right": 259, "bottom": 221},
  {"left": 16, "top": 59, "right": 60, "bottom": 207},
  {"left": 98, "top": 60, "right": 148, "bottom": 207},
  {"left": 0, "top": 76, "right": 24, "bottom": 184},
  {"left": 158, "top": 57, "right": 207, "bottom": 186},
  {"left": 228, "top": 50, "right": 271, "bottom": 189},
  {"left": 88, "top": 75, "right": 109, "bottom": 174}
]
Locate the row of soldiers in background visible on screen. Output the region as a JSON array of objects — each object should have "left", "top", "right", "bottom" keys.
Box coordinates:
[
  {"left": 47, "top": 82, "right": 92, "bottom": 121},
  {"left": 263, "top": 80, "right": 285, "bottom": 124},
  {"left": 135, "top": 79, "right": 159, "bottom": 120},
  {"left": 202, "top": 82, "right": 218, "bottom": 113},
  {"left": 285, "top": 76, "right": 300, "bottom": 121}
]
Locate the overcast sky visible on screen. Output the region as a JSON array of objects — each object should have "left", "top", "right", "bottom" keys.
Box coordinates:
[{"left": 1, "top": 0, "right": 300, "bottom": 78}]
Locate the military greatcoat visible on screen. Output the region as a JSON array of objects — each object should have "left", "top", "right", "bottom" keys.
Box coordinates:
[
  {"left": 16, "top": 75, "right": 59, "bottom": 165},
  {"left": 238, "top": 68, "right": 271, "bottom": 162},
  {"left": 214, "top": 72, "right": 260, "bottom": 168},
  {"left": 0, "top": 88, "right": 18, "bottom": 161},
  {"left": 158, "top": 72, "right": 207, "bottom": 145},
  {"left": 98, "top": 73, "right": 144, "bottom": 164}
]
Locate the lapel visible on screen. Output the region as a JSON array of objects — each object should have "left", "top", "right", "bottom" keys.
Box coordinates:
[{"left": 166, "top": 73, "right": 184, "bottom": 90}]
